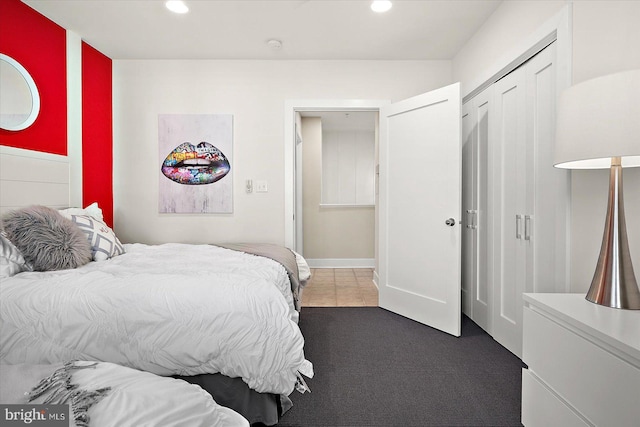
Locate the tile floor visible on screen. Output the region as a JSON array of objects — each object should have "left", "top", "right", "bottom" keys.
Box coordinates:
[{"left": 301, "top": 268, "right": 379, "bottom": 307}]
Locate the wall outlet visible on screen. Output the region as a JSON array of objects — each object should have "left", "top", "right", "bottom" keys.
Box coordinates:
[
  {"left": 246, "top": 179, "right": 253, "bottom": 193},
  {"left": 256, "top": 180, "right": 268, "bottom": 193}
]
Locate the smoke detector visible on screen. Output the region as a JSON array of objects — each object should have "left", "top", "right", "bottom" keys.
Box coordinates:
[{"left": 267, "top": 39, "right": 283, "bottom": 50}]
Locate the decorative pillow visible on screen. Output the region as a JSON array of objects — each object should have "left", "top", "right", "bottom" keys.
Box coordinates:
[
  {"left": 0, "top": 231, "right": 32, "bottom": 278},
  {"left": 65, "top": 214, "right": 125, "bottom": 261},
  {"left": 2, "top": 205, "right": 93, "bottom": 271},
  {"left": 59, "top": 201, "right": 104, "bottom": 222}
]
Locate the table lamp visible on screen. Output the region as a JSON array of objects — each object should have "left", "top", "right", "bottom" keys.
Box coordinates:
[{"left": 554, "top": 69, "right": 640, "bottom": 310}]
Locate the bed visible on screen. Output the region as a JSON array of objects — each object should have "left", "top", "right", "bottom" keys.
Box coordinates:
[{"left": 0, "top": 203, "right": 313, "bottom": 426}]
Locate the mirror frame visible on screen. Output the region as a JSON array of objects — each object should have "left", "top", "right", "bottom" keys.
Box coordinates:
[{"left": 0, "top": 53, "right": 41, "bottom": 131}]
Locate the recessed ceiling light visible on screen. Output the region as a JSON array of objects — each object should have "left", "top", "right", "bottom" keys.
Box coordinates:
[
  {"left": 166, "top": 0, "right": 189, "bottom": 14},
  {"left": 371, "top": 1, "right": 392, "bottom": 13}
]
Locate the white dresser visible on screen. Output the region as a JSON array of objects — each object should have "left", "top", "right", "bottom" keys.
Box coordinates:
[{"left": 521, "top": 293, "right": 640, "bottom": 427}]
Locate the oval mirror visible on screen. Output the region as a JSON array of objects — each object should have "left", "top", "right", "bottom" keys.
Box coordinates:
[{"left": 0, "top": 53, "right": 40, "bottom": 131}]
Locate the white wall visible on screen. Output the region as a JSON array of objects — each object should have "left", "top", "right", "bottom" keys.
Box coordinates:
[
  {"left": 453, "top": 0, "right": 566, "bottom": 97},
  {"left": 569, "top": 1, "right": 640, "bottom": 292},
  {"left": 321, "top": 129, "right": 375, "bottom": 206},
  {"left": 113, "top": 60, "right": 451, "bottom": 245},
  {"left": 453, "top": 0, "right": 640, "bottom": 292}
]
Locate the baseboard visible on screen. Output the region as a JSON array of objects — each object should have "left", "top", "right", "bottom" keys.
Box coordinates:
[{"left": 306, "top": 258, "right": 375, "bottom": 269}]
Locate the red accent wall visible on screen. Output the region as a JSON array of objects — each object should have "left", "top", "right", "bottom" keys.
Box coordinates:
[
  {"left": 82, "top": 42, "right": 113, "bottom": 227},
  {"left": 0, "top": 0, "right": 67, "bottom": 155},
  {"left": 0, "top": 1, "right": 114, "bottom": 227}
]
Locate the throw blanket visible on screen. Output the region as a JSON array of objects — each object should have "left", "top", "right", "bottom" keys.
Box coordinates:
[
  {"left": 218, "top": 243, "right": 301, "bottom": 311},
  {"left": 0, "top": 361, "right": 249, "bottom": 427}
]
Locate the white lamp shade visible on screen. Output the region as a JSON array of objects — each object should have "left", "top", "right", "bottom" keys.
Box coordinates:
[{"left": 554, "top": 69, "right": 640, "bottom": 169}]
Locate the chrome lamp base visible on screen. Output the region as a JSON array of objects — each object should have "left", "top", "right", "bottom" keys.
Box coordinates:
[{"left": 585, "top": 158, "right": 640, "bottom": 309}]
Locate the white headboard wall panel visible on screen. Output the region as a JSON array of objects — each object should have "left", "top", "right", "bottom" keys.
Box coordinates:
[{"left": 0, "top": 146, "right": 70, "bottom": 216}]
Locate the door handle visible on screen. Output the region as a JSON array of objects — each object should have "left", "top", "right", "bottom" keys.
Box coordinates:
[
  {"left": 516, "top": 214, "right": 522, "bottom": 239},
  {"left": 524, "top": 215, "right": 532, "bottom": 241},
  {"left": 445, "top": 218, "right": 456, "bottom": 227},
  {"left": 466, "top": 210, "right": 477, "bottom": 229}
]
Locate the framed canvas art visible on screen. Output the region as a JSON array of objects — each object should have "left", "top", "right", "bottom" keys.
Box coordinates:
[{"left": 158, "top": 114, "right": 233, "bottom": 213}]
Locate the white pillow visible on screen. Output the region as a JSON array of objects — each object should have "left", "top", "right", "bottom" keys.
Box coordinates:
[
  {"left": 59, "top": 202, "right": 104, "bottom": 222},
  {"left": 64, "top": 214, "right": 125, "bottom": 261},
  {"left": 0, "top": 231, "right": 32, "bottom": 278}
]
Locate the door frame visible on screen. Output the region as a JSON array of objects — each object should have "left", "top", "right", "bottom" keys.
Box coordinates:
[{"left": 284, "top": 99, "right": 390, "bottom": 254}]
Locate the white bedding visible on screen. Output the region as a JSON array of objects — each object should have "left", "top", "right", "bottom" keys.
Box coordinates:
[{"left": 0, "top": 243, "right": 313, "bottom": 395}]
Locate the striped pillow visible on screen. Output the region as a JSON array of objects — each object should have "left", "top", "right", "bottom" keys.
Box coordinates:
[{"left": 1, "top": 231, "right": 32, "bottom": 277}]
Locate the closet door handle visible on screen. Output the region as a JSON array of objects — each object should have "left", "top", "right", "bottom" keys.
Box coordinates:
[
  {"left": 524, "top": 215, "right": 532, "bottom": 241},
  {"left": 466, "top": 209, "right": 477, "bottom": 229},
  {"left": 516, "top": 214, "right": 522, "bottom": 239}
]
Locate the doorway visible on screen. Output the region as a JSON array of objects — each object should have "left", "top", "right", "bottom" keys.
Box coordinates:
[
  {"left": 298, "top": 111, "right": 377, "bottom": 268},
  {"left": 284, "top": 99, "right": 389, "bottom": 281}
]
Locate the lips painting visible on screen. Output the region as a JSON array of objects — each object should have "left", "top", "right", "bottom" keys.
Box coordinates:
[{"left": 161, "top": 142, "right": 230, "bottom": 185}]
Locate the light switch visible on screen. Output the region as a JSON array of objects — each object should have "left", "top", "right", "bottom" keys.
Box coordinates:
[{"left": 256, "top": 180, "right": 268, "bottom": 193}]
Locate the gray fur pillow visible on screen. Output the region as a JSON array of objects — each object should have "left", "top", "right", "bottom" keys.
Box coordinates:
[{"left": 2, "top": 205, "right": 93, "bottom": 271}]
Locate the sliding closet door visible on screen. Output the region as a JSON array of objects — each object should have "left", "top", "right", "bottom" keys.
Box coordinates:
[
  {"left": 525, "top": 43, "right": 569, "bottom": 294},
  {"left": 491, "top": 67, "right": 528, "bottom": 358},
  {"left": 461, "top": 87, "right": 491, "bottom": 333},
  {"left": 490, "top": 42, "right": 567, "bottom": 358},
  {"left": 462, "top": 103, "right": 474, "bottom": 316}
]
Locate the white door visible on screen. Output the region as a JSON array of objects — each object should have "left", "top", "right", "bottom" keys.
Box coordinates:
[
  {"left": 525, "top": 42, "right": 568, "bottom": 294},
  {"left": 461, "top": 101, "right": 475, "bottom": 317},
  {"left": 490, "top": 42, "right": 564, "bottom": 359},
  {"left": 461, "top": 87, "right": 492, "bottom": 333},
  {"left": 491, "top": 67, "right": 527, "bottom": 357},
  {"left": 378, "top": 83, "right": 462, "bottom": 337}
]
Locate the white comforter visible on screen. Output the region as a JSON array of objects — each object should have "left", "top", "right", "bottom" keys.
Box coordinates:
[{"left": 0, "top": 243, "right": 313, "bottom": 395}]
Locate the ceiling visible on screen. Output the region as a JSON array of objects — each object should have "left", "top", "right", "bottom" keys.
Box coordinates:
[{"left": 23, "top": 0, "right": 502, "bottom": 60}]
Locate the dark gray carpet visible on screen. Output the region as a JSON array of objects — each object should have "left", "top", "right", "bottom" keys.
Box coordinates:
[{"left": 278, "top": 307, "right": 523, "bottom": 427}]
